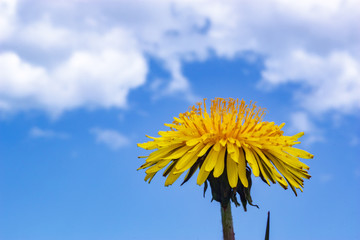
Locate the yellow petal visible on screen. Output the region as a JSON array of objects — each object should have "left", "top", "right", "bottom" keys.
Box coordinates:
[
  {"left": 227, "top": 153, "right": 238, "bottom": 188},
  {"left": 213, "top": 146, "right": 226, "bottom": 177},
  {"left": 265, "top": 152, "right": 301, "bottom": 190},
  {"left": 252, "top": 146, "right": 277, "bottom": 172},
  {"left": 266, "top": 147, "right": 309, "bottom": 170},
  {"left": 283, "top": 163, "right": 311, "bottom": 179},
  {"left": 291, "top": 132, "right": 304, "bottom": 140},
  {"left": 186, "top": 137, "right": 202, "bottom": 146},
  {"left": 146, "top": 143, "right": 183, "bottom": 162},
  {"left": 164, "top": 123, "right": 182, "bottom": 130},
  {"left": 144, "top": 172, "right": 156, "bottom": 183},
  {"left": 188, "top": 142, "right": 205, "bottom": 153},
  {"left": 205, "top": 147, "right": 221, "bottom": 171},
  {"left": 165, "top": 169, "right": 182, "bottom": 186},
  {"left": 283, "top": 147, "right": 314, "bottom": 159},
  {"left": 227, "top": 142, "right": 235, "bottom": 154},
  {"left": 174, "top": 153, "right": 199, "bottom": 174},
  {"left": 213, "top": 141, "right": 221, "bottom": 151},
  {"left": 163, "top": 145, "right": 193, "bottom": 160},
  {"left": 230, "top": 144, "right": 239, "bottom": 163},
  {"left": 253, "top": 153, "right": 271, "bottom": 185},
  {"left": 137, "top": 141, "right": 157, "bottom": 150},
  {"left": 175, "top": 143, "right": 203, "bottom": 169},
  {"left": 174, "top": 143, "right": 204, "bottom": 173},
  {"left": 238, "top": 147, "right": 248, "bottom": 187},
  {"left": 235, "top": 139, "right": 242, "bottom": 148},
  {"left": 243, "top": 146, "right": 260, "bottom": 177},
  {"left": 253, "top": 147, "right": 289, "bottom": 187},
  {"left": 219, "top": 138, "right": 227, "bottom": 147},
  {"left": 158, "top": 131, "right": 178, "bottom": 137},
  {"left": 198, "top": 142, "right": 213, "bottom": 157},
  {"left": 145, "top": 158, "right": 172, "bottom": 174},
  {"left": 197, "top": 163, "right": 210, "bottom": 185}
]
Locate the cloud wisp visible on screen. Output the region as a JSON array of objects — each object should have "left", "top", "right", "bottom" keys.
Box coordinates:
[
  {"left": 29, "top": 126, "right": 69, "bottom": 139},
  {"left": 90, "top": 128, "right": 130, "bottom": 150},
  {"left": 289, "top": 111, "right": 324, "bottom": 145}
]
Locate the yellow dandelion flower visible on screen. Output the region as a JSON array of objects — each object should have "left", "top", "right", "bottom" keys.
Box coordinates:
[{"left": 138, "top": 98, "right": 313, "bottom": 201}]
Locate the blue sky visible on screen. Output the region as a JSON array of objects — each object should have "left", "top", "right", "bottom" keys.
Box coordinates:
[{"left": 0, "top": 0, "right": 359, "bottom": 239}]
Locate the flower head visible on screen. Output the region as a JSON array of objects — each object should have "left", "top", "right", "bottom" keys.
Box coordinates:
[{"left": 138, "top": 98, "right": 313, "bottom": 202}]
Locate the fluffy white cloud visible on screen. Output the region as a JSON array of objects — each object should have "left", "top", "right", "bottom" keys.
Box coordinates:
[
  {"left": 90, "top": 128, "right": 130, "bottom": 150},
  {"left": 262, "top": 50, "right": 360, "bottom": 113},
  {"left": 0, "top": 0, "right": 359, "bottom": 116},
  {"left": 0, "top": 52, "right": 50, "bottom": 110},
  {"left": 0, "top": 0, "right": 16, "bottom": 41},
  {"left": 18, "top": 17, "right": 73, "bottom": 49},
  {"left": 0, "top": 27, "right": 147, "bottom": 116}
]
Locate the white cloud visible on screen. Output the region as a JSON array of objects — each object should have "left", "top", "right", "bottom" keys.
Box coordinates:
[
  {"left": 0, "top": 0, "right": 16, "bottom": 42},
  {"left": 0, "top": 28, "right": 147, "bottom": 117},
  {"left": 90, "top": 128, "right": 130, "bottom": 150},
  {"left": 29, "top": 127, "right": 68, "bottom": 139},
  {"left": 0, "top": 0, "right": 359, "bottom": 117},
  {"left": 261, "top": 50, "right": 360, "bottom": 114},
  {"left": 18, "top": 17, "right": 73, "bottom": 49},
  {"left": 0, "top": 52, "right": 50, "bottom": 110}
]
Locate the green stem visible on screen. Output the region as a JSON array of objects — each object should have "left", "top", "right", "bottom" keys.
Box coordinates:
[{"left": 221, "top": 203, "right": 235, "bottom": 240}]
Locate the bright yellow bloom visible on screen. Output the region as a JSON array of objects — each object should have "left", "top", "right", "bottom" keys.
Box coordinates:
[{"left": 138, "top": 98, "right": 313, "bottom": 195}]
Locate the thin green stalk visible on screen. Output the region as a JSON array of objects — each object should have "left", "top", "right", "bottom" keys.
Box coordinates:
[
  {"left": 221, "top": 203, "right": 235, "bottom": 240},
  {"left": 265, "top": 211, "right": 270, "bottom": 240}
]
